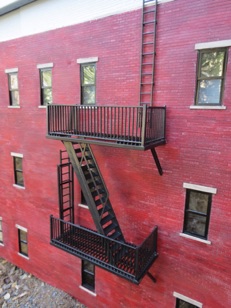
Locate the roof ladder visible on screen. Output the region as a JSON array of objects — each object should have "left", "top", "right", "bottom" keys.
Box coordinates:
[{"left": 139, "top": 0, "right": 157, "bottom": 106}]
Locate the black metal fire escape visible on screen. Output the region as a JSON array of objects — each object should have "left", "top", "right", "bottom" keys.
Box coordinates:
[{"left": 140, "top": 0, "right": 157, "bottom": 106}]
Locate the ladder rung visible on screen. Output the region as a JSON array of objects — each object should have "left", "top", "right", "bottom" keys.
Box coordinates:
[
  {"left": 141, "top": 82, "right": 153, "bottom": 85},
  {"left": 141, "top": 93, "right": 152, "bottom": 95},
  {"left": 143, "top": 42, "right": 154, "bottom": 45},
  {"left": 143, "top": 52, "right": 155, "bottom": 56},
  {"left": 144, "top": 9, "right": 156, "bottom": 14},
  {"left": 142, "top": 73, "right": 152, "bottom": 76},
  {"left": 143, "top": 20, "right": 155, "bottom": 25},
  {"left": 143, "top": 31, "right": 154, "bottom": 35},
  {"left": 142, "top": 62, "right": 153, "bottom": 65}
]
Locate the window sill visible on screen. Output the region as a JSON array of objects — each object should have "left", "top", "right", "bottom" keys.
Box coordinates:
[
  {"left": 18, "top": 253, "right": 29, "bottom": 260},
  {"left": 38, "top": 105, "right": 47, "bottom": 109},
  {"left": 79, "top": 286, "right": 96, "bottom": 297},
  {"left": 13, "top": 184, "right": 25, "bottom": 190},
  {"left": 8, "top": 106, "right": 20, "bottom": 108},
  {"left": 78, "top": 203, "right": 89, "bottom": 209},
  {"left": 190, "top": 105, "right": 226, "bottom": 110},
  {"left": 0, "top": 243, "right": 4, "bottom": 247},
  {"left": 179, "top": 233, "right": 211, "bottom": 245}
]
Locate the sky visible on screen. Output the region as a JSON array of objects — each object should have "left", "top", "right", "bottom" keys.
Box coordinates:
[{"left": 0, "top": 0, "right": 19, "bottom": 9}]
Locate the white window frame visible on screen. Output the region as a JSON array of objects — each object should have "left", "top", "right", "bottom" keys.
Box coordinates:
[
  {"left": 37, "top": 63, "right": 53, "bottom": 108},
  {"left": 0, "top": 217, "right": 4, "bottom": 246},
  {"left": 11, "top": 152, "right": 25, "bottom": 189},
  {"left": 174, "top": 292, "right": 203, "bottom": 308},
  {"left": 16, "top": 224, "right": 29, "bottom": 259}
]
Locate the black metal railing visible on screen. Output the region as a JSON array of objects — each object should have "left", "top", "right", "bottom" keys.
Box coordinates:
[
  {"left": 50, "top": 216, "right": 158, "bottom": 283},
  {"left": 47, "top": 105, "right": 166, "bottom": 149}
]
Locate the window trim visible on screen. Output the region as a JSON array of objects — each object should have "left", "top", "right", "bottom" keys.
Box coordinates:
[
  {"left": 81, "top": 260, "right": 95, "bottom": 292},
  {"left": 16, "top": 225, "right": 28, "bottom": 257},
  {"left": 11, "top": 152, "right": 24, "bottom": 188},
  {"left": 194, "top": 48, "right": 228, "bottom": 106},
  {"left": 39, "top": 68, "right": 53, "bottom": 106},
  {"left": 173, "top": 292, "right": 203, "bottom": 308},
  {"left": 6, "top": 71, "right": 20, "bottom": 106},
  {"left": 182, "top": 183, "right": 216, "bottom": 240}
]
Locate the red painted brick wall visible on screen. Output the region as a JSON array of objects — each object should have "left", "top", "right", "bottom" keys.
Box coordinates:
[{"left": 0, "top": 1, "right": 231, "bottom": 307}]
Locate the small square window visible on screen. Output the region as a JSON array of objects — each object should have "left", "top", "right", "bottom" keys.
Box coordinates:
[
  {"left": 81, "top": 63, "right": 96, "bottom": 105},
  {"left": 176, "top": 298, "right": 200, "bottom": 308},
  {"left": 18, "top": 229, "right": 28, "bottom": 256},
  {"left": 82, "top": 260, "right": 95, "bottom": 292},
  {"left": 183, "top": 189, "right": 212, "bottom": 239},
  {"left": 40, "top": 68, "right": 52, "bottom": 105},
  {"left": 13, "top": 156, "right": 24, "bottom": 187},
  {"left": 0, "top": 219, "right": 3, "bottom": 243},
  {"left": 195, "top": 48, "right": 227, "bottom": 105},
  {"left": 8, "top": 73, "right": 20, "bottom": 106}
]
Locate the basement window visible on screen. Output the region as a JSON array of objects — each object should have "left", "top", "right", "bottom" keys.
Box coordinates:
[
  {"left": 182, "top": 184, "right": 216, "bottom": 240},
  {"left": 5, "top": 68, "right": 20, "bottom": 106},
  {"left": 11, "top": 153, "right": 24, "bottom": 188},
  {"left": 195, "top": 48, "right": 227, "bottom": 106},
  {"left": 82, "top": 260, "right": 95, "bottom": 292},
  {"left": 17, "top": 226, "right": 28, "bottom": 257}
]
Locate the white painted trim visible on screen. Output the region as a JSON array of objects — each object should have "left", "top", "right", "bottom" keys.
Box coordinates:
[
  {"left": 78, "top": 203, "right": 89, "bottom": 209},
  {"left": 77, "top": 57, "right": 98, "bottom": 64},
  {"left": 190, "top": 105, "right": 226, "bottom": 110},
  {"left": 173, "top": 292, "right": 203, "bottom": 307},
  {"left": 37, "top": 63, "right": 54, "bottom": 69},
  {"left": 38, "top": 105, "right": 47, "bottom": 109},
  {"left": 16, "top": 224, "right": 27, "bottom": 232},
  {"left": 0, "top": 217, "right": 2, "bottom": 221},
  {"left": 183, "top": 183, "right": 217, "bottom": 194},
  {"left": 79, "top": 286, "right": 97, "bottom": 297},
  {"left": 158, "top": 0, "right": 175, "bottom": 3},
  {"left": 8, "top": 106, "right": 20, "bottom": 109},
  {"left": 18, "top": 253, "right": 29, "bottom": 260},
  {"left": 5, "top": 68, "right": 18, "bottom": 73},
  {"left": 11, "top": 152, "right": 23, "bottom": 158},
  {"left": 0, "top": 243, "right": 4, "bottom": 247},
  {"left": 179, "top": 233, "right": 211, "bottom": 245},
  {"left": 13, "top": 184, "right": 25, "bottom": 189},
  {"left": 195, "top": 39, "right": 231, "bottom": 50}
]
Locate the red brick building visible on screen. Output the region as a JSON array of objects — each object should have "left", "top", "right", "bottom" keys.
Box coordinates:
[{"left": 0, "top": 0, "right": 230, "bottom": 307}]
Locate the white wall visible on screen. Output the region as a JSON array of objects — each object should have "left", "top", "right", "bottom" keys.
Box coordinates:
[{"left": 0, "top": 0, "right": 173, "bottom": 42}]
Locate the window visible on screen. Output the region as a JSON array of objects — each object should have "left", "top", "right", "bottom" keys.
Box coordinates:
[
  {"left": 18, "top": 228, "right": 28, "bottom": 257},
  {"left": 183, "top": 189, "right": 212, "bottom": 239},
  {"left": 0, "top": 218, "right": 3, "bottom": 244},
  {"left": 82, "top": 260, "right": 95, "bottom": 292},
  {"left": 195, "top": 48, "right": 227, "bottom": 105},
  {"left": 81, "top": 63, "right": 96, "bottom": 105},
  {"left": 40, "top": 68, "right": 53, "bottom": 105},
  {"left": 176, "top": 298, "right": 200, "bottom": 308},
  {"left": 8, "top": 72, "right": 20, "bottom": 106},
  {"left": 12, "top": 154, "right": 24, "bottom": 187}
]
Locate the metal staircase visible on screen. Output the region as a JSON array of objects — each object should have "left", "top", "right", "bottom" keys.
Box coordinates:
[
  {"left": 62, "top": 141, "right": 125, "bottom": 242},
  {"left": 140, "top": 0, "right": 157, "bottom": 106}
]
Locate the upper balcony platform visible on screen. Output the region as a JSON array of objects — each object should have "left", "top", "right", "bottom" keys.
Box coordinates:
[{"left": 47, "top": 104, "right": 166, "bottom": 150}]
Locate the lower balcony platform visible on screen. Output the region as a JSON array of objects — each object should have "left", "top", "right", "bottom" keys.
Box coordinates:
[{"left": 50, "top": 216, "right": 158, "bottom": 284}]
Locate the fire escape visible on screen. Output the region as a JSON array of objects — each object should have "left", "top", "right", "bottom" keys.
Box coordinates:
[{"left": 48, "top": 0, "right": 164, "bottom": 284}]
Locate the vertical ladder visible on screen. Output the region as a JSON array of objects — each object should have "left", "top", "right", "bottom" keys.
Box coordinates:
[
  {"left": 139, "top": 0, "right": 157, "bottom": 106},
  {"left": 63, "top": 141, "right": 125, "bottom": 242},
  {"left": 58, "top": 150, "right": 74, "bottom": 223}
]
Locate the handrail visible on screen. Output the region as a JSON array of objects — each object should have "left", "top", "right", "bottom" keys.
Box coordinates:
[
  {"left": 47, "top": 105, "right": 166, "bottom": 148},
  {"left": 50, "top": 215, "right": 158, "bottom": 282}
]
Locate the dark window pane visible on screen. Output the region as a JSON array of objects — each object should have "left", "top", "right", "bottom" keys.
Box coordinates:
[
  {"left": 200, "top": 51, "right": 225, "bottom": 78},
  {"left": 177, "top": 298, "right": 199, "bottom": 308},
  {"left": 20, "top": 242, "right": 28, "bottom": 255},
  {"left": 15, "top": 157, "right": 22, "bottom": 170},
  {"left": 19, "top": 230, "right": 27, "bottom": 242},
  {"left": 84, "top": 260, "right": 94, "bottom": 273},
  {"left": 197, "top": 79, "right": 221, "bottom": 104},
  {"left": 42, "top": 70, "right": 52, "bottom": 87},
  {"left": 188, "top": 191, "right": 209, "bottom": 214},
  {"left": 83, "top": 66, "right": 95, "bottom": 85},
  {"left": 185, "top": 212, "right": 206, "bottom": 237},
  {"left": 82, "top": 86, "right": 95, "bottom": 104},
  {"left": 0, "top": 221, "right": 3, "bottom": 243},
  {"left": 42, "top": 88, "right": 53, "bottom": 105},
  {"left": 11, "top": 90, "right": 20, "bottom": 106},
  {"left": 15, "top": 171, "right": 24, "bottom": 186}
]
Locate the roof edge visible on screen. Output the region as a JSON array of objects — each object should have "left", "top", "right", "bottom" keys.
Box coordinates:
[{"left": 0, "top": 0, "right": 37, "bottom": 16}]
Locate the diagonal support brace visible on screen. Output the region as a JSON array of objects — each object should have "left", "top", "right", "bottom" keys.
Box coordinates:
[
  {"left": 151, "top": 148, "right": 163, "bottom": 176},
  {"left": 147, "top": 271, "right": 157, "bottom": 283}
]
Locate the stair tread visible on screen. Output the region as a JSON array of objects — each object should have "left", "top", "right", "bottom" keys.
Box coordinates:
[
  {"left": 101, "top": 214, "right": 115, "bottom": 226},
  {"left": 103, "top": 223, "right": 117, "bottom": 235}
]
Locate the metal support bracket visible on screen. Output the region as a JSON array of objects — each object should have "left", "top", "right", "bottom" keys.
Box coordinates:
[
  {"left": 147, "top": 271, "right": 157, "bottom": 283},
  {"left": 151, "top": 148, "right": 163, "bottom": 176}
]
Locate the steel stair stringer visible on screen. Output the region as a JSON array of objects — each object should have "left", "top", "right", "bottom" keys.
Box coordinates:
[{"left": 62, "top": 141, "right": 125, "bottom": 243}]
